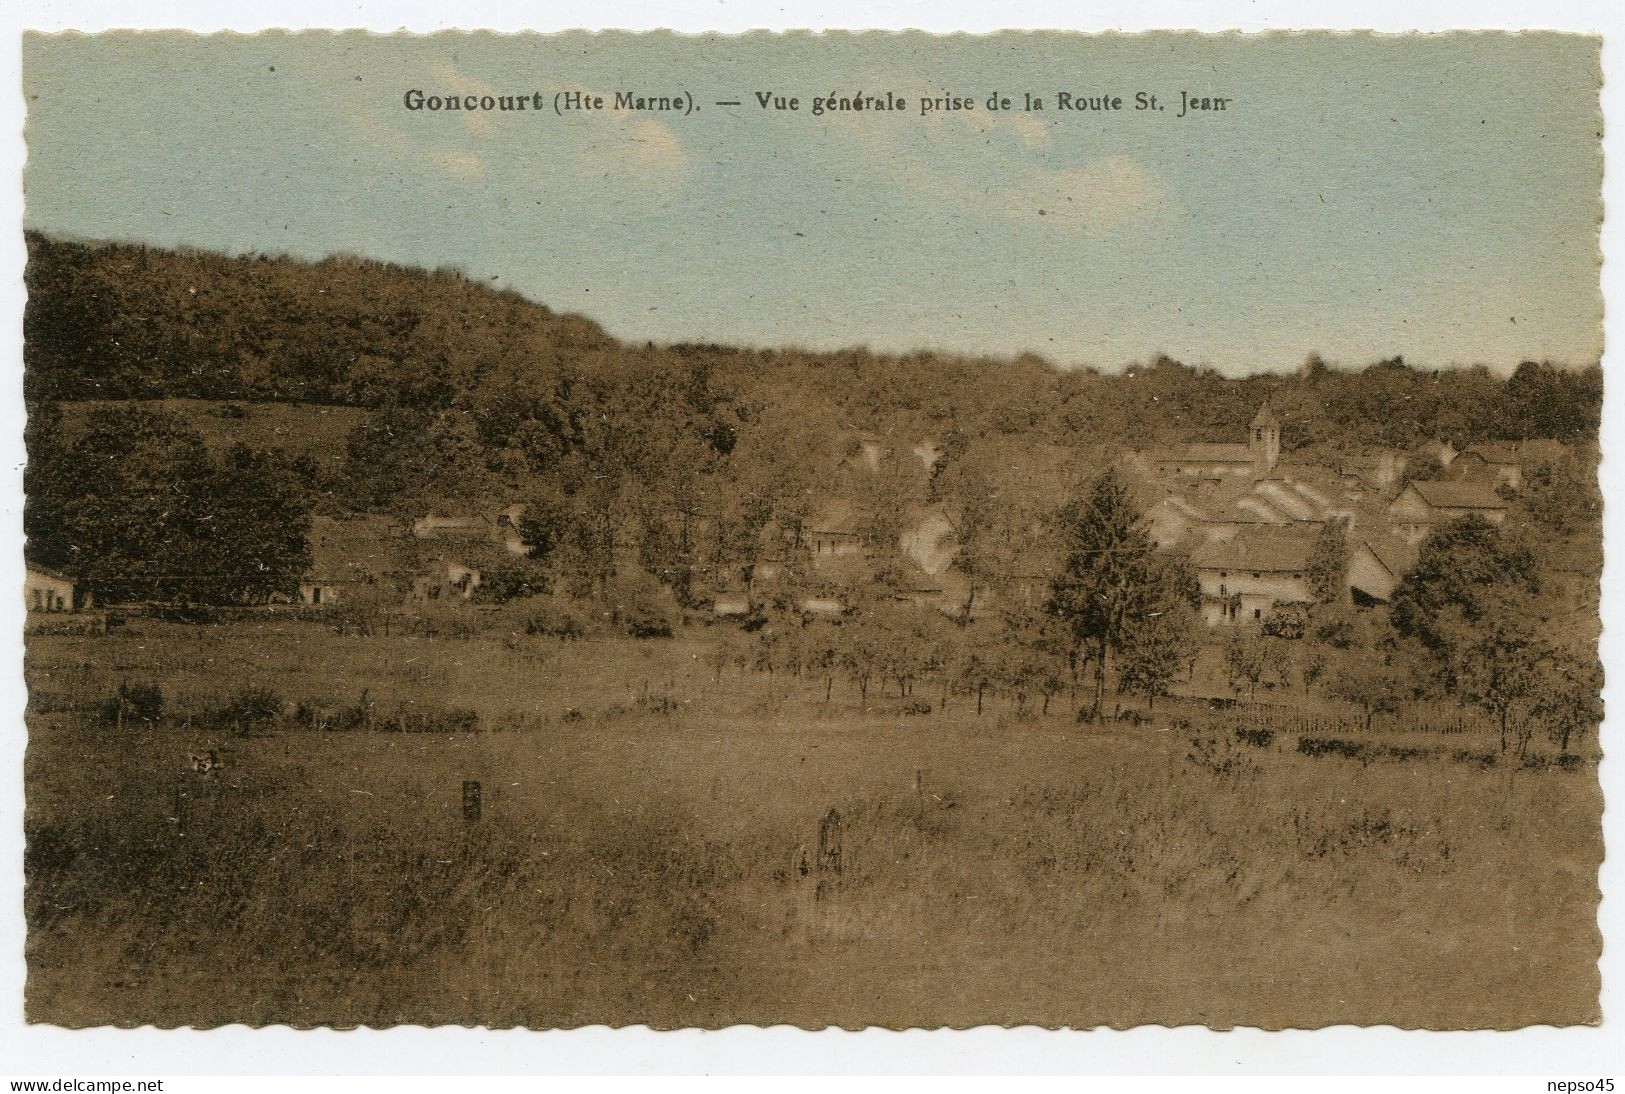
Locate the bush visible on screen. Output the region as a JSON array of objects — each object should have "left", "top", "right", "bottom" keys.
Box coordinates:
[
  {"left": 473, "top": 558, "right": 548, "bottom": 604},
  {"left": 379, "top": 705, "right": 480, "bottom": 734},
  {"left": 524, "top": 604, "right": 588, "bottom": 640},
  {"left": 617, "top": 603, "right": 673, "bottom": 639},
  {"left": 1234, "top": 726, "right": 1275, "bottom": 749},
  {"left": 1297, "top": 736, "right": 1367, "bottom": 761},
  {"left": 216, "top": 687, "right": 284, "bottom": 733},
  {"left": 101, "top": 682, "right": 164, "bottom": 727},
  {"left": 608, "top": 572, "right": 676, "bottom": 639}
]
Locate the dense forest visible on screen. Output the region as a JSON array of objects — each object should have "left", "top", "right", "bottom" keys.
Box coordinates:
[
  {"left": 26, "top": 232, "right": 1601, "bottom": 453},
  {"left": 22, "top": 231, "right": 1604, "bottom": 613}
]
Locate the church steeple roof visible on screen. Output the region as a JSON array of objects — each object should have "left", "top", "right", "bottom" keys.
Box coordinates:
[{"left": 1250, "top": 403, "right": 1280, "bottom": 430}]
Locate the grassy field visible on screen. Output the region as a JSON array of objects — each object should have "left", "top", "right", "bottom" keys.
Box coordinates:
[{"left": 24, "top": 618, "right": 1603, "bottom": 1029}]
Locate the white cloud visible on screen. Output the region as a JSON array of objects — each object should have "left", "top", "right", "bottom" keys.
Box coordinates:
[
  {"left": 432, "top": 151, "right": 487, "bottom": 179},
  {"left": 559, "top": 85, "right": 690, "bottom": 188},
  {"left": 1007, "top": 112, "right": 1052, "bottom": 151},
  {"left": 997, "top": 156, "right": 1174, "bottom": 230}
]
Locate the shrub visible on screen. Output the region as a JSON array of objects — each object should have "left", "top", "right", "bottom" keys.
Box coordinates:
[
  {"left": 1297, "top": 736, "right": 1367, "bottom": 761},
  {"left": 101, "top": 682, "right": 164, "bottom": 727},
  {"left": 380, "top": 705, "right": 480, "bottom": 734},
  {"left": 608, "top": 572, "right": 676, "bottom": 639},
  {"left": 1234, "top": 726, "right": 1275, "bottom": 748},
  {"left": 473, "top": 558, "right": 548, "bottom": 604},
  {"left": 618, "top": 604, "right": 673, "bottom": 639},
  {"left": 525, "top": 604, "right": 588, "bottom": 640},
  {"left": 217, "top": 687, "right": 284, "bottom": 732}
]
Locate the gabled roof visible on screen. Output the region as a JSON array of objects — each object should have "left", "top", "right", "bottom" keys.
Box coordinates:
[
  {"left": 1359, "top": 536, "right": 1419, "bottom": 579},
  {"left": 1191, "top": 528, "right": 1316, "bottom": 574},
  {"left": 1405, "top": 480, "right": 1508, "bottom": 511},
  {"left": 808, "top": 497, "right": 861, "bottom": 535},
  {"left": 306, "top": 515, "right": 416, "bottom": 582},
  {"left": 1464, "top": 443, "right": 1520, "bottom": 465},
  {"left": 1157, "top": 442, "right": 1252, "bottom": 464},
  {"left": 1516, "top": 439, "right": 1569, "bottom": 464},
  {"left": 411, "top": 514, "right": 496, "bottom": 541},
  {"left": 1250, "top": 403, "right": 1280, "bottom": 430}
]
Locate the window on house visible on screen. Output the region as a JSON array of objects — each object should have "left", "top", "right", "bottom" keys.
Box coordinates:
[
  {"left": 1252, "top": 571, "right": 1260, "bottom": 578},
  {"left": 1253, "top": 608, "right": 1262, "bottom": 620}
]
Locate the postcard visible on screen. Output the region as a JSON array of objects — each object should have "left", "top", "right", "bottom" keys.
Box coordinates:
[{"left": 19, "top": 29, "right": 1604, "bottom": 1030}]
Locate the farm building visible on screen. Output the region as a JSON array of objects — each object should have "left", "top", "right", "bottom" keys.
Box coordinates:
[
  {"left": 412, "top": 556, "right": 483, "bottom": 601},
  {"left": 1388, "top": 480, "right": 1508, "bottom": 544},
  {"left": 806, "top": 499, "right": 866, "bottom": 562},
  {"left": 1333, "top": 451, "right": 1407, "bottom": 494},
  {"left": 25, "top": 566, "right": 79, "bottom": 613},
  {"left": 1190, "top": 527, "right": 1316, "bottom": 626},
  {"left": 298, "top": 516, "right": 416, "bottom": 606},
  {"left": 1345, "top": 536, "right": 1420, "bottom": 605},
  {"left": 1445, "top": 444, "right": 1524, "bottom": 490}
]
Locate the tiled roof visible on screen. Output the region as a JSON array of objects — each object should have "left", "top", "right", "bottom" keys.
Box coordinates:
[
  {"left": 1157, "top": 442, "right": 1252, "bottom": 464},
  {"left": 1191, "top": 528, "right": 1316, "bottom": 573},
  {"left": 306, "top": 516, "right": 416, "bottom": 582},
  {"left": 1361, "top": 536, "right": 1419, "bottom": 578},
  {"left": 808, "top": 497, "right": 861, "bottom": 534},
  {"left": 1407, "top": 480, "right": 1508, "bottom": 510},
  {"left": 1464, "top": 444, "right": 1520, "bottom": 465}
]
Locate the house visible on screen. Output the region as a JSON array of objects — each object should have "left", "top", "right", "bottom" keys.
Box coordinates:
[
  {"left": 712, "top": 595, "right": 752, "bottom": 618},
  {"left": 1151, "top": 403, "right": 1281, "bottom": 478},
  {"left": 1446, "top": 444, "right": 1523, "bottom": 490},
  {"left": 1143, "top": 467, "right": 1361, "bottom": 550},
  {"left": 1388, "top": 480, "right": 1508, "bottom": 544},
  {"left": 898, "top": 506, "right": 958, "bottom": 577},
  {"left": 25, "top": 566, "right": 78, "bottom": 613},
  {"left": 1190, "top": 528, "right": 1316, "bottom": 626},
  {"left": 1334, "top": 451, "right": 1407, "bottom": 494},
  {"left": 411, "top": 513, "right": 494, "bottom": 541},
  {"left": 412, "top": 557, "right": 482, "bottom": 601},
  {"left": 1345, "top": 536, "right": 1419, "bottom": 605},
  {"left": 854, "top": 434, "right": 890, "bottom": 474},
  {"left": 806, "top": 499, "right": 866, "bottom": 562},
  {"left": 298, "top": 515, "right": 415, "bottom": 607}
]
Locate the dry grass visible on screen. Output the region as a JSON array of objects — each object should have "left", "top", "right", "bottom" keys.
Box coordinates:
[{"left": 23, "top": 621, "right": 1603, "bottom": 1029}]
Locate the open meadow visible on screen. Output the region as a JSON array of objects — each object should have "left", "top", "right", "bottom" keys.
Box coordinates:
[{"left": 24, "top": 618, "right": 1603, "bottom": 1029}]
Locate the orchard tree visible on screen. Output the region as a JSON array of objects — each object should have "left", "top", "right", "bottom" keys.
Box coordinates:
[
  {"left": 1532, "top": 650, "right": 1603, "bottom": 755},
  {"left": 1326, "top": 649, "right": 1407, "bottom": 732},
  {"left": 1389, "top": 515, "right": 1539, "bottom": 692},
  {"left": 1221, "top": 633, "right": 1272, "bottom": 703},
  {"left": 1458, "top": 622, "right": 1547, "bottom": 755}
]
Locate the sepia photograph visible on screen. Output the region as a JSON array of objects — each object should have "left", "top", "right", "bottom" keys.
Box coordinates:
[{"left": 15, "top": 28, "right": 1608, "bottom": 1036}]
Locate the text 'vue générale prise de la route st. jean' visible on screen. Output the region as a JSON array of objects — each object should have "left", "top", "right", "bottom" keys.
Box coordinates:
[{"left": 401, "top": 87, "right": 1236, "bottom": 119}]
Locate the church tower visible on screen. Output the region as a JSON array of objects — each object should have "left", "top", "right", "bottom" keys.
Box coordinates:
[{"left": 1249, "top": 403, "right": 1280, "bottom": 472}]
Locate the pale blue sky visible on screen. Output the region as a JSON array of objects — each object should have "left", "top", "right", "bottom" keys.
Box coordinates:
[{"left": 22, "top": 31, "right": 1603, "bottom": 375}]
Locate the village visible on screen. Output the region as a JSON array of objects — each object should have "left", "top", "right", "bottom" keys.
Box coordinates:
[{"left": 24, "top": 401, "right": 1573, "bottom": 650}]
